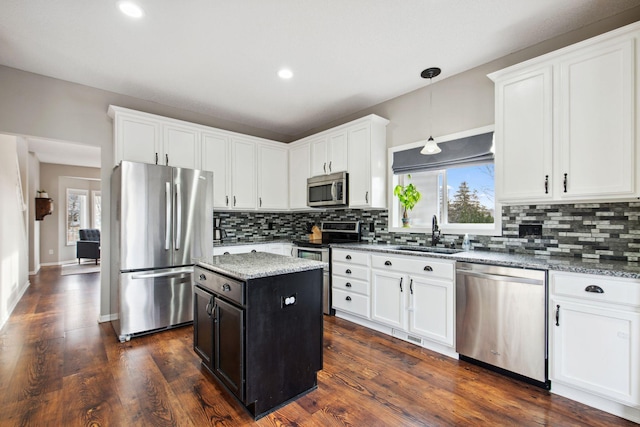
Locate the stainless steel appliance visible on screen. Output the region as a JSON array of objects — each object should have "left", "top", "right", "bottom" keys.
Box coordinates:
[
  {"left": 111, "top": 161, "right": 213, "bottom": 342},
  {"left": 292, "top": 221, "right": 361, "bottom": 315},
  {"left": 456, "top": 262, "right": 549, "bottom": 388},
  {"left": 307, "top": 171, "right": 348, "bottom": 208}
]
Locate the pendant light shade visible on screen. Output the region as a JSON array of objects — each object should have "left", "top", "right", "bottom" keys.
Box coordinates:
[
  {"left": 420, "top": 136, "right": 441, "bottom": 155},
  {"left": 420, "top": 67, "right": 442, "bottom": 156}
]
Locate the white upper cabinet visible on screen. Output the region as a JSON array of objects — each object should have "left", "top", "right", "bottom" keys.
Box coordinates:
[
  {"left": 111, "top": 109, "right": 162, "bottom": 165},
  {"left": 288, "top": 141, "right": 311, "bottom": 210},
  {"left": 494, "top": 66, "right": 554, "bottom": 202},
  {"left": 310, "top": 130, "right": 348, "bottom": 176},
  {"left": 490, "top": 24, "right": 639, "bottom": 204},
  {"left": 258, "top": 143, "right": 288, "bottom": 210},
  {"left": 557, "top": 39, "right": 635, "bottom": 199},
  {"left": 163, "top": 123, "right": 199, "bottom": 169},
  {"left": 347, "top": 118, "right": 388, "bottom": 208},
  {"left": 231, "top": 137, "right": 257, "bottom": 210},
  {"left": 201, "top": 131, "right": 232, "bottom": 209}
]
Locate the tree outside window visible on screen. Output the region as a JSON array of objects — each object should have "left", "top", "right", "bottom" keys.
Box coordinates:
[{"left": 66, "top": 188, "right": 88, "bottom": 245}]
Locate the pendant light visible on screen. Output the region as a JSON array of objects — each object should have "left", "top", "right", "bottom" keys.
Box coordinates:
[{"left": 420, "top": 67, "right": 442, "bottom": 155}]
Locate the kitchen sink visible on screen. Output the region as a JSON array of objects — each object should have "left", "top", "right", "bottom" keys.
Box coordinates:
[{"left": 391, "top": 245, "right": 465, "bottom": 255}]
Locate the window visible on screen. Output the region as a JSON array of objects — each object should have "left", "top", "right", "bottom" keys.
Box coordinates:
[
  {"left": 92, "top": 190, "right": 102, "bottom": 229},
  {"left": 389, "top": 126, "right": 501, "bottom": 236},
  {"left": 66, "top": 188, "right": 89, "bottom": 245}
]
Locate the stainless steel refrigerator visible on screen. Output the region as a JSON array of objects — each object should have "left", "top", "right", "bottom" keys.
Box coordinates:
[{"left": 110, "top": 161, "right": 213, "bottom": 342}]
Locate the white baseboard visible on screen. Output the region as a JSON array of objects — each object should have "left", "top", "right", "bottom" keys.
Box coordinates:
[
  {"left": 98, "top": 313, "right": 117, "bottom": 323},
  {"left": 551, "top": 382, "right": 640, "bottom": 424},
  {"left": 0, "top": 279, "right": 30, "bottom": 331},
  {"left": 40, "top": 259, "right": 78, "bottom": 267}
]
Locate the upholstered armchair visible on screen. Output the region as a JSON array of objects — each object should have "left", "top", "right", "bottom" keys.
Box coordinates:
[{"left": 77, "top": 229, "right": 100, "bottom": 264}]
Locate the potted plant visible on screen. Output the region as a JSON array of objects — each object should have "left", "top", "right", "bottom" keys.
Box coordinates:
[
  {"left": 394, "top": 176, "right": 421, "bottom": 227},
  {"left": 37, "top": 189, "right": 49, "bottom": 198}
]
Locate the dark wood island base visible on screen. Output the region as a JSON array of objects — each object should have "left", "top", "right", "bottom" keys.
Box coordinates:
[{"left": 193, "top": 254, "right": 324, "bottom": 420}]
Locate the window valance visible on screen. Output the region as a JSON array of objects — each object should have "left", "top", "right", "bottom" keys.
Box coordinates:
[{"left": 392, "top": 131, "right": 494, "bottom": 174}]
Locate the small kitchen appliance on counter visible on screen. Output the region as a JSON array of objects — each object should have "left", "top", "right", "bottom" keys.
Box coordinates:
[{"left": 292, "top": 221, "right": 361, "bottom": 315}]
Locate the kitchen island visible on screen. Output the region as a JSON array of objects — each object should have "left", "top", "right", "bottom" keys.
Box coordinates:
[{"left": 193, "top": 252, "right": 325, "bottom": 419}]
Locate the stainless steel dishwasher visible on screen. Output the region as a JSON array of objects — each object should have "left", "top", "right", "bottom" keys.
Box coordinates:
[{"left": 456, "top": 262, "right": 549, "bottom": 388}]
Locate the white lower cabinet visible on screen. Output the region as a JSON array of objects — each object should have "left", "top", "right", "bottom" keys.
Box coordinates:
[
  {"left": 549, "top": 271, "right": 640, "bottom": 422},
  {"left": 332, "top": 249, "right": 455, "bottom": 356}
]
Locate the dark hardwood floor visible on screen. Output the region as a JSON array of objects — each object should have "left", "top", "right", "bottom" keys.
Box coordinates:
[{"left": 0, "top": 267, "right": 636, "bottom": 426}]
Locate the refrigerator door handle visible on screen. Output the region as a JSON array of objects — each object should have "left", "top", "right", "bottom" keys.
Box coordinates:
[
  {"left": 175, "top": 182, "right": 182, "bottom": 250},
  {"left": 131, "top": 267, "right": 193, "bottom": 280},
  {"left": 165, "top": 182, "right": 171, "bottom": 250}
]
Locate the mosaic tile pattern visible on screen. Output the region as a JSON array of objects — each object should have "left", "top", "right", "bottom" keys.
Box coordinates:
[{"left": 214, "top": 202, "right": 640, "bottom": 261}]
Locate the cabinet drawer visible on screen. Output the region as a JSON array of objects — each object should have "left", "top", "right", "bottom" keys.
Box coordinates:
[
  {"left": 332, "top": 249, "right": 370, "bottom": 266},
  {"left": 332, "top": 262, "right": 369, "bottom": 281},
  {"left": 333, "top": 276, "right": 369, "bottom": 295},
  {"left": 332, "top": 288, "right": 370, "bottom": 318},
  {"left": 551, "top": 271, "right": 640, "bottom": 308},
  {"left": 371, "top": 254, "right": 454, "bottom": 280}
]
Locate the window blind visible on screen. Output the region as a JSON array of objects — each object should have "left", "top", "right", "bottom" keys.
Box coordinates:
[{"left": 392, "top": 132, "right": 494, "bottom": 175}]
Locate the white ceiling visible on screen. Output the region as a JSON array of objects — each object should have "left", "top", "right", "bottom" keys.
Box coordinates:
[
  {"left": 2, "top": 0, "right": 640, "bottom": 166},
  {"left": 27, "top": 138, "right": 101, "bottom": 169}
]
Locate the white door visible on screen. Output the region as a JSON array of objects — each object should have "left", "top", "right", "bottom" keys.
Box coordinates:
[
  {"left": 231, "top": 138, "right": 257, "bottom": 209},
  {"left": 289, "top": 142, "right": 311, "bottom": 209},
  {"left": 116, "top": 114, "right": 161, "bottom": 165},
  {"left": 408, "top": 276, "right": 454, "bottom": 346},
  {"left": 201, "top": 132, "right": 231, "bottom": 209},
  {"left": 347, "top": 124, "right": 371, "bottom": 207},
  {"left": 327, "top": 130, "right": 348, "bottom": 173},
  {"left": 371, "top": 270, "right": 406, "bottom": 329},
  {"left": 551, "top": 298, "right": 640, "bottom": 405},
  {"left": 258, "top": 144, "right": 288, "bottom": 210},
  {"left": 495, "top": 66, "right": 554, "bottom": 203},
  {"left": 310, "top": 137, "right": 328, "bottom": 176},
  {"left": 163, "top": 124, "right": 198, "bottom": 169},
  {"left": 557, "top": 39, "right": 635, "bottom": 199}
]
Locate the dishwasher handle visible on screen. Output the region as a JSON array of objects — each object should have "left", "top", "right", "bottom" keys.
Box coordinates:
[{"left": 456, "top": 269, "right": 544, "bottom": 286}]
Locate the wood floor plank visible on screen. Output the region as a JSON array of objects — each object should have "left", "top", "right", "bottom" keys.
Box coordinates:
[{"left": 0, "top": 267, "right": 636, "bottom": 426}]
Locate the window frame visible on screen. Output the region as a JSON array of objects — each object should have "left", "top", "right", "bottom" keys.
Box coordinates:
[
  {"left": 66, "top": 188, "right": 89, "bottom": 246},
  {"left": 387, "top": 125, "right": 502, "bottom": 237}
]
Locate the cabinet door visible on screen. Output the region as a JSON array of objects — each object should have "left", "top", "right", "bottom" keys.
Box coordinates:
[
  {"left": 551, "top": 299, "right": 640, "bottom": 405},
  {"left": 557, "top": 39, "right": 635, "bottom": 199},
  {"left": 231, "top": 138, "right": 256, "bottom": 209},
  {"left": 347, "top": 124, "right": 371, "bottom": 207},
  {"left": 495, "top": 66, "right": 553, "bottom": 202},
  {"left": 116, "top": 114, "right": 161, "bottom": 165},
  {"left": 289, "top": 142, "right": 311, "bottom": 209},
  {"left": 258, "top": 144, "right": 288, "bottom": 210},
  {"left": 327, "top": 130, "right": 348, "bottom": 173},
  {"left": 201, "top": 132, "right": 231, "bottom": 209},
  {"left": 371, "top": 270, "right": 406, "bottom": 329},
  {"left": 310, "top": 137, "right": 328, "bottom": 176},
  {"left": 214, "top": 298, "right": 245, "bottom": 401},
  {"left": 194, "top": 286, "right": 214, "bottom": 367},
  {"left": 163, "top": 124, "right": 199, "bottom": 169},
  {"left": 408, "top": 276, "right": 454, "bottom": 347}
]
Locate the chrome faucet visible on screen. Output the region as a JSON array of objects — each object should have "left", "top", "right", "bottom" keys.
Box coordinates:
[{"left": 431, "top": 215, "right": 441, "bottom": 246}]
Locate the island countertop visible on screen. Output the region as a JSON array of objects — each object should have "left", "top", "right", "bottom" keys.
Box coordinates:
[{"left": 196, "top": 252, "right": 326, "bottom": 281}]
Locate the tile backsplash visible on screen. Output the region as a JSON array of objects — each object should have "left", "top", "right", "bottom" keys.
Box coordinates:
[{"left": 215, "top": 201, "right": 640, "bottom": 262}]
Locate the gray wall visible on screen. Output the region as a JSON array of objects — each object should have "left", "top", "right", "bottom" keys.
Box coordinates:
[
  {"left": 28, "top": 152, "right": 40, "bottom": 273},
  {"left": 0, "top": 9, "right": 638, "bottom": 321}
]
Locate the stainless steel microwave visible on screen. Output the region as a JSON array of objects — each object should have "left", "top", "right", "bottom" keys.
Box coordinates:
[{"left": 307, "top": 171, "right": 348, "bottom": 208}]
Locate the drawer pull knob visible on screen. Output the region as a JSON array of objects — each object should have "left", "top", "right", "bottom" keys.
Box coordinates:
[
  {"left": 346, "top": 296, "right": 352, "bottom": 301},
  {"left": 424, "top": 266, "right": 433, "bottom": 271},
  {"left": 345, "top": 282, "right": 352, "bottom": 288},
  {"left": 384, "top": 260, "right": 392, "bottom": 266},
  {"left": 222, "top": 283, "right": 231, "bottom": 292},
  {"left": 199, "top": 274, "right": 206, "bottom": 280},
  {"left": 585, "top": 285, "right": 604, "bottom": 294},
  {"left": 224, "top": 251, "right": 230, "bottom": 255},
  {"left": 346, "top": 269, "right": 352, "bottom": 274},
  {"left": 346, "top": 255, "right": 352, "bottom": 260}
]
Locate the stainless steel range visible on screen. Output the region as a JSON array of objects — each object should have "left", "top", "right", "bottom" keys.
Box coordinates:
[{"left": 292, "top": 221, "right": 361, "bottom": 315}]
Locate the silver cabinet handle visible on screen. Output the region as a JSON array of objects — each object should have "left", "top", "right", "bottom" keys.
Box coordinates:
[
  {"left": 365, "top": 191, "right": 369, "bottom": 203},
  {"left": 329, "top": 161, "right": 332, "bottom": 172},
  {"left": 259, "top": 197, "right": 262, "bottom": 207},
  {"left": 555, "top": 304, "right": 560, "bottom": 326},
  {"left": 323, "top": 162, "right": 327, "bottom": 173},
  {"left": 233, "top": 196, "right": 237, "bottom": 206},
  {"left": 226, "top": 195, "right": 229, "bottom": 206},
  {"left": 175, "top": 182, "right": 181, "bottom": 250},
  {"left": 585, "top": 285, "right": 604, "bottom": 293},
  {"left": 399, "top": 277, "right": 403, "bottom": 292},
  {"left": 165, "top": 182, "right": 171, "bottom": 250},
  {"left": 165, "top": 153, "right": 169, "bottom": 165}
]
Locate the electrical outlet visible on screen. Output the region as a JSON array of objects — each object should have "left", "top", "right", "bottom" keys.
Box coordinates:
[
  {"left": 369, "top": 223, "right": 375, "bottom": 232},
  {"left": 268, "top": 222, "right": 273, "bottom": 230},
  {"left": 48, "top": 249, "right": 54, "bottom": 255}
]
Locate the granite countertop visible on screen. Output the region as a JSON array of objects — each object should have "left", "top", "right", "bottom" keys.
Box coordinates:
[
  {"left": 330, "top": 242, "right": 640, "bottom": 279},
  {"left": 213, "top": 237, "right": 293, "bottom": 247},
  {"left": 196, "top": 252, "right": 326, "bottom": 281}
]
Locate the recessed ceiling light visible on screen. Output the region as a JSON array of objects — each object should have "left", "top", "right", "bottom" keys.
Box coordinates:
[
  {"left": 118, "top": 1, "right": 144, "bottom": 18},
  {"left": 278, "top": 68, "right": 293, "bottom": 80}
]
